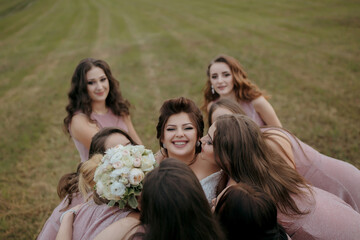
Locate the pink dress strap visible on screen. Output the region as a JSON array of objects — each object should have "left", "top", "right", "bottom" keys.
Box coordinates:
[{"left": 239, "top": 101, "right": 265, "bottom": 127}]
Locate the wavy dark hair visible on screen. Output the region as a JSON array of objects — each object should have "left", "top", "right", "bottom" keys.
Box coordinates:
[
  {"left": 129, "top": 158, "right": 224, "bottom": 240},
  {"left": 213, "top": 114, "right": 312, "bottom": 216},
  {"left": 202, "top": 54, "right": 265, "bottom": 112},
  {"left": 215, "top": 183, "right": 288, "bottom": 240},
  {"left": 63, "top": 58, "right": 130, "bottom": 133},
  {"left": 156, "top": 97, "right": 204, "bottom": 164},
  {"left": 57, "top": 127, "right": 136, "bottom": 210}
]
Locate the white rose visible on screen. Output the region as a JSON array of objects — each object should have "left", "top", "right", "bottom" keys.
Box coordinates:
[
  {"left": 96, "top": 181, "right": 105, "bottom": 195},
  {"left": 128, "top": 168, "right": 145, "bottom": 185},
  {"left": 109, "top": 151, "right": 124, "bottom": 164},
  {"left": 121, "top": 155, "right": 134, "bottom": 168},
  {"left": 131, "top": 145, "right": 145, "bottom": 155},
  {"left": 110, "top": 167, "right": 131, "bottom": 178},
  {"left": 133, "top": 157, "right": 141, "bottom": 167},
  {"left": 141, "top": 154, "right": 156, "bottom": 172},
  {"left": 112, "top": 161, "right": 124, "bottom": 169},
  {"left": 110, "top": 181, "right": 126, "bottom": 198}
]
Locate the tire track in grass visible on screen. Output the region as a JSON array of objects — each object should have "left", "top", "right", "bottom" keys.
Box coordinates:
[
  {"left": 120, "top": 10, "right": 163, "bottom": 146},
  {"left": 89, "top": 0, "right": 112, "bottom": 59},
  {"left": 0, "top": 1, "right": 101, "bottom": 238}
]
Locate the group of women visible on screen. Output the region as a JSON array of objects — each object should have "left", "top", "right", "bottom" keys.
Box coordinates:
[{"left": 37, "top": 55, "right": 360, "bottom": 240}]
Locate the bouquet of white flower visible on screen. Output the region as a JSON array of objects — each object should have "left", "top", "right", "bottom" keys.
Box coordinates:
[{"left": 93, "top": 144, "right": 156, "bottom": 209}]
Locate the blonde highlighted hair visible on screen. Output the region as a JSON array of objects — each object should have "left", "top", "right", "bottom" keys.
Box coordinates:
[{"left": 78, "top": 154, "right": 103, "bottom": 201}]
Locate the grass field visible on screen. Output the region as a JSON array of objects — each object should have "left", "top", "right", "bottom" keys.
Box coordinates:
[{"left": 0, "top": 0, "right": 359, "bottom": 239}]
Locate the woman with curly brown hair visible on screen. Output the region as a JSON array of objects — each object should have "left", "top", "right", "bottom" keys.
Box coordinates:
[{"left": 64, "top": 58, "right": 142, "bottom": 162}]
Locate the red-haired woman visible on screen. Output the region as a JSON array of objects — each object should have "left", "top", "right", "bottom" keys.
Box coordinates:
[{"left": 202, "top": 54, "right": 281, "bottom": 127}]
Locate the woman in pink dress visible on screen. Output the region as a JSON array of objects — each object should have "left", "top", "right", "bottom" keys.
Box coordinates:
[
  {"left": 63, "top": 58, "right": 142, "bottom": 162},
  {"left": 203, "top": 114, "right": 360, "bottom": 239},
  {"left": 91, "top": 158, "right": 225, "bottom": 240},
  {"left": 208, "top": 98, "right": 360, "bottom": 212},
  {"left": 37, "top": 128, "right": 137, "bottom": 240},
  {"left": 202, "top": 54, "right": 281, "bottom": 127}
]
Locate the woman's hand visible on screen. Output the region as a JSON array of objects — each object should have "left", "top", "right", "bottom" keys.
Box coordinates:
[{"left": 56, "top": 204, "right": 83, "bottom": 240}]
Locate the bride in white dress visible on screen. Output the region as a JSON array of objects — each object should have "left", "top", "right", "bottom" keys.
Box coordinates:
[{"left": 156, "top": 97, "right": 222, "bottom": 202}]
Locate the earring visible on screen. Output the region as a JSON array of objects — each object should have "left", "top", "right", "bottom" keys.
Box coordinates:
[
  {"left": 196, "top": 141, "right": 201, "bottom": 147},
  {"left": 211, "top": 85, "right": 215, "bottom": 94},
  {"left": 162, "top": 143, "right": 166, "bottom": 149}
]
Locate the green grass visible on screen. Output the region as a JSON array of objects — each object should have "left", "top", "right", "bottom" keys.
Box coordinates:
[{"left": 0, "top": 0, "right": 359, "bottom": 238}]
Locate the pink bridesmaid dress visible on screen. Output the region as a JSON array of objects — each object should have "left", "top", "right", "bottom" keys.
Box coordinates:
[
  {"left": 72, "top": 200, "right": 132, "bottom": 240},
  {"left": 37, "top": 193, "right": 83, "bottom": 239},
  {"left": 262, "top": 127, "right": 360, "bottom": 213},
  {"left": 70, "top": 110, "right": 129, "bottom": 162},
  {"left": 37, "top": 110, "right": 129, "bottom": 238},
  {"left": 278, "top": 186, "right": 360, "bottom": 240}
]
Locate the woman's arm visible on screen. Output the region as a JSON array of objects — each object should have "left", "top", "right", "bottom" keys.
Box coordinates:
[
  {"left": 264, "top": 129, "right": 295, "bottom": 169},
  {"left": 252, "top": 96, "right": 282, "bottom": 127},
  {"left": 70, "top": 114, "right": 99, "bottom": 149},
  {"left": 123, "top": 115, "right": 143, "bottom": 145},
  {"left": 55, "top": 205, "right": 82, "bottom": 240},
  {"left": 94, "top": 213, "right": 140, "bottom": 240}
]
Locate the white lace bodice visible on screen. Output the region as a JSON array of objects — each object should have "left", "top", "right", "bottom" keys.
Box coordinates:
[{"left": 200, "top": 171, "right": 222, "bottom": 204}]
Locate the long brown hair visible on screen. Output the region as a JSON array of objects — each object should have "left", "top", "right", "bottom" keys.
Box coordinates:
[
  {"left": 57, "top": 128, "right": 136, "bottom": 209},
  {"left": 208, "top": 98, "right": 304, "bottom": 171},
  {"left": 129, "top": 158, "right": 224, "bottom": 240},
  {"left": 215, "top": 183, "right": 288, "bottom": 240},
  {"left": 156, "top": 97, "right": 204, "bottom": 164},
  {"left": 63, "top": 58, "right": 130, "bottom": 133},
  {"left": 202, "top": 54, "right": 265, "bottom": 112},
  {"left": 208, "top": 98, "right": 245, "bottom": 127},
  {"left": 213, "top": 114, "right": 312, "bottom": 216}
]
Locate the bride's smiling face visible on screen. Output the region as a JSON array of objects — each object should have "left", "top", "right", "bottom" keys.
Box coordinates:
[{"left": 162, "top": 112, "right": 198, "bottom": 161}]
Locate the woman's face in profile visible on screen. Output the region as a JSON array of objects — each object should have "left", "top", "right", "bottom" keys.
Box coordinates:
[{"left": 200, "top": 123, "right": 216, "bottom": 165}]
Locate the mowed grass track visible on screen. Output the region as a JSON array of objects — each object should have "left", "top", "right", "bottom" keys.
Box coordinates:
[{"left": 0, "top": 0, "right": 359, "bottom": 238}]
